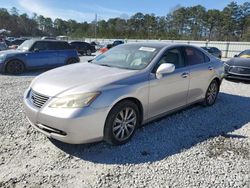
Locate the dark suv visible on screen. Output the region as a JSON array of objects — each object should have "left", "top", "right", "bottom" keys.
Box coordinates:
[
  {"left": 0, "top": 40, "right": 80, "bottom": 74},
  {"left": 69, "top": 41, "right": 96, "bottom": 56}
]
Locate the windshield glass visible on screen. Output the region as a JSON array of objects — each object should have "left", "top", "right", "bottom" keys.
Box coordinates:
[
  {"left": 17, "top": 40, "right": 34, "bottom": 51},
  {"left": 91, "top": 44, "right": 160, "bottom": 70}
]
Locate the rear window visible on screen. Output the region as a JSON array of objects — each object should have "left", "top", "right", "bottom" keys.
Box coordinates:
[{"left": 185, "top": 47, "right": 209, "bottom": 65}]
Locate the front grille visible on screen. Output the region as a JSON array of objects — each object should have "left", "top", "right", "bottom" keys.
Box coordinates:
[
  {"left": 229, "top": 66, "right": 250, "bottom": 76},
  {"left": 29, "top": 89, "right": 49, "bottom": 108}
]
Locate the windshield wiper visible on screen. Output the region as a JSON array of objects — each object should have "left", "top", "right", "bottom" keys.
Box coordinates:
[{"left": 99, "top": 64, "right": 112, "bottom": 67}]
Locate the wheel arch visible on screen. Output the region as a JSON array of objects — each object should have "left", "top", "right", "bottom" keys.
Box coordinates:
[
  {"left": 212, "top": 77, "right": 222, "bottom": 91},
  {"left": 106, "top": 97, "right": 144, "bottom": 126}
]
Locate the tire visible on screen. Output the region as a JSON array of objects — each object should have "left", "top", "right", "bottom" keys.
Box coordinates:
[
  {"left": 104, "top": 100, "right": 140, "bottom": 145},
  {"left": 86, "top": 49, "right": 91, "bottom": 56},
  {"left": 66, "top": 58, "right": 77, "bottom": 65},
  {"left": 203, "top": 80, "right": 219, "bottom": 106},
  {"left": 6, "top": 60, "right": 25, "bottom": 74}
]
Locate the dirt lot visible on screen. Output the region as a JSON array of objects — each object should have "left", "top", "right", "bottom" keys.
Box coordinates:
[{"left": 0, "top": 64, "right": 250, "bottom": 187}]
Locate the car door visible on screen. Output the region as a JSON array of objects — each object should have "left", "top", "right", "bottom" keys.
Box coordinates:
[
  {"left": 25, "top": 41, "right": 58, "bottom": 68},
  {"left": 57, "top": 42, "right": 72, "bottom": 64},
  {"left": 184, "top": 47, "right": 215, "bottom": 104},
  {"left": 148, "top": 47, "right": 190, "bottom": 119}
]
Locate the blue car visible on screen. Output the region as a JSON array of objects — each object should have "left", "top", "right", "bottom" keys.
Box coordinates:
[{"left": 0, "top": 39, "right": 80, "bottom": 74}]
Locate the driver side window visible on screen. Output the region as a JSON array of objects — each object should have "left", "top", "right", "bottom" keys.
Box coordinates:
[
  {"left": 154, "top": 48, "right": 184, "bottom": 72},
  {"left": 31, "top": 42, "right": 49, "bottom": 51}
]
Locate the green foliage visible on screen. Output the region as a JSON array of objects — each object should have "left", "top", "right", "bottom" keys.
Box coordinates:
[{"left": 0, "top": 2, "right": 249, "bottom": 41}]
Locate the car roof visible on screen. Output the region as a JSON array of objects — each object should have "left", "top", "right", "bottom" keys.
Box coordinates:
[{"left": 122, "top": 42, "right": 200, "bottom": 49}]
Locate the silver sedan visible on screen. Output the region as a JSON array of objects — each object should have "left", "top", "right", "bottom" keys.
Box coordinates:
[{"left": 23, "top": 43, "right": 224, "bottom": 145}]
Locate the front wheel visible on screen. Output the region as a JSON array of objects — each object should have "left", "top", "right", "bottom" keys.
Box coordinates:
[
  {"left": 86, "top": 49, "right": 91, "bottom": 56},
  {"left": 6, "top": 60, "right": 25, "bottom": 74},
  {"left": 104, "top": 100, "right": 140, "bottom": 145},
  {"left": 203, "top": 80, "right": 219, "bottom": 106}
]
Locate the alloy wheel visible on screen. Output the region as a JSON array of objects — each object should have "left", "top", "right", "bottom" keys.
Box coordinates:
[
  {"left": 112, "top": 107, "right": 137, "bottom": 141},
  {"left": 207, "top": 81, "right": 218, "bottom": 105},
  {"left": 7, "top": 60, "right": 24, "bottom": 74}
]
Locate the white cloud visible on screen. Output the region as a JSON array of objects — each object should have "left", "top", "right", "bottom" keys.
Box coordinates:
[{"left": 17, "top": 0, "right": 131, "bottom": 22}]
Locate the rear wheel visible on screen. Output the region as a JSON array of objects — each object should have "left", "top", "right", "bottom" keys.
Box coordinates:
[
  {"left": 203, "top": 80, "right": 219, "bottom": 106},
  {"left": 86, "top": 49, "right": 91, "bottom": 56},
  {"left": 104, "top": 100, "right": 140, "bottom": 145},
  {"left": 6, "top": 60, "right": 25, "bottom": 74},
  {"left": 66, "top": 58, "right": 78, "bottom": 65}
]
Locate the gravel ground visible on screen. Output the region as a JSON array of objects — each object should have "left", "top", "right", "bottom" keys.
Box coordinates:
[{"left": 0, "top": 63, "right": 250, "bottom": 187}]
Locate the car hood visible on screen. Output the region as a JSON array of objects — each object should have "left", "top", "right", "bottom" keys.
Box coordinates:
[
  {"left": 226, "top": 58, "right": 250, "bottom": 67},
  {"left": 31, "top": 63, "right": 138, "bottom": 97},
  {"left": 0, "top": 49, "right": 24, "bottom": 56}
]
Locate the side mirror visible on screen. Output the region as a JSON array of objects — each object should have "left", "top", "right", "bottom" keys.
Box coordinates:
[
  {"left": 156, "top": 63, "right": 175, "bottom": 79},
  {"left": 234, "top": 54, "right": 238, "bottom": 58}
]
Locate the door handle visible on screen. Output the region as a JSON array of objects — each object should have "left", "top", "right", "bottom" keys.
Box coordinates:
[
  {"left": 208, "top": 66, "right": 214, "bottom": 70},
  {"left": 181, "top": 72, "right": 189, "bottom": 78}
]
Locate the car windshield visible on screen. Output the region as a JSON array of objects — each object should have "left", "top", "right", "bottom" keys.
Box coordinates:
[
  {"left": 91, "top": 44, "right": 160, "bottom": 70},
  {"left": 17, "top": 40, "right": 34, "bottom": 51}
]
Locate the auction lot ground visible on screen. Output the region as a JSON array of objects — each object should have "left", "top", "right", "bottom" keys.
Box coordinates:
[{"left": 0, "top": 57, "right": 250, "bottom": 187}]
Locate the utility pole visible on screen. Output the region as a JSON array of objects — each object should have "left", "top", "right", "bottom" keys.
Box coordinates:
[{"left": 94, "top": 13, "right": 97, "bottom": 39}]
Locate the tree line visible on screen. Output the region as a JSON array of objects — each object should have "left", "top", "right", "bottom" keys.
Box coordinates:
[{"left": 0, "top": 2, "right": 249, "bottom": 41}]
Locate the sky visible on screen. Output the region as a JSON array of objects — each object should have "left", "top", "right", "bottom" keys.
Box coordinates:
[{"left": 0, "top": 0, "right": 248, "bottom": 22}]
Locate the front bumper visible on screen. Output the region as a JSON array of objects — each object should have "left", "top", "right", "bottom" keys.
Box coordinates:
[{"left": 23, "top": 89, "right": 110, "bottom": 144}]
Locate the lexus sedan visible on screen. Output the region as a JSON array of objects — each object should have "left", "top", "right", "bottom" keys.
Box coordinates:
[
  {"left": 23, "top": 43, "right": 224, "bottom": 145},
  {"left": 224, "top": 49, "right": 250, "bottom": 81}
]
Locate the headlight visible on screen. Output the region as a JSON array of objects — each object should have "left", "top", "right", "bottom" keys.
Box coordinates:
[
  {"left": 49, "top": 92, "right": 100, "bottom": 108},
  {"left": 0, "top": 54, "right": 6, "bottom": 62}
]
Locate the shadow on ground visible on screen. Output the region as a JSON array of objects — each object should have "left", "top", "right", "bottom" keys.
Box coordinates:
[{"left": 51, "top": 92, "right": 250, "bottom": 164}]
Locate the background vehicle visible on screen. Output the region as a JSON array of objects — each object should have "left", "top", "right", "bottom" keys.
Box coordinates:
[
  {"left": 4, "top": 39, "right": 12, "bottom": 46},
  {"left": 234, "top": 49, "right": 250, "bottom": 58},
  {"left": 8, "top": 38, "right": 27, "bottom": 49},
  {"left": 41, "top": 36, "right": 56, "bottom": 40},
  {"left": 0, "top": 39, "right": 79, "bottom": 74},
  {"left": 0, "top": 42, "right": 8, "bottom": 51},
  {"left": 201, "top": 47, "right": 222, "bottom": 59},
  {"left": 224, "top": 49, "right": 250, "bottom": 80},
  {"left": 23, "top": 43, "right": 223, "bottom": 145},
  {"left": 90, "top": 41, "right": 101, "bottom": 50},
  {"left": 69, "top": 41, "right": 96, "bottom": 55},
  {"left": 56, "top": 36, "right": 68, "bottom": 41},
  {"left": 6, "top": 37, "right": 15, "bottom": 41},
  {"left": 99, "top": 40, "right": 124, "bottom": 53}
]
